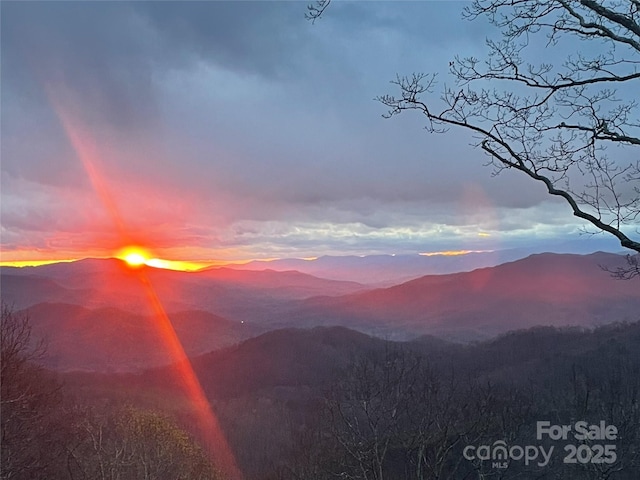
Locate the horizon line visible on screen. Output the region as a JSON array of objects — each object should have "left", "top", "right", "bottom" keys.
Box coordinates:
[{"left": 0, "top": 248, "right": 620, "bottom": 271}]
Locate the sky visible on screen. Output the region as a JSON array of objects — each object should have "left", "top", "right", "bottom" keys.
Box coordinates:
[{"left": 0, "top": 0, "right": 630, "bottom": 266}]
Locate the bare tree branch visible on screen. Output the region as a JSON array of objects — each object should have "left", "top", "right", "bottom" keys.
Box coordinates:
[
  {"left": 307, "top": 0, "right": 640, "bottom": 275},
  {"left": 306, "top": 0, "right": 331, "bottom": 24}
]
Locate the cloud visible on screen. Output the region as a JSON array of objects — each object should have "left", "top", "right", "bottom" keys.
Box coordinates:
[
  {"left": 2, "top": 2, "right": 159, "bottom": 130},
  {"left": 0, "top": 1, "right": 596, "bottom": 262},
  {"left": 132, "top": 2, "right": 307, "bottom": 78}
]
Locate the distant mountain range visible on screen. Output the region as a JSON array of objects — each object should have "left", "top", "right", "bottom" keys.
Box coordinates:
[
  {"left": 228, "top": 249, "right": 531, "bottom": 285},
  {"left": 1, "top": 251, "right": 637, "bottom": 371},
  {"left": 284, "top": 252, "right": 639, "bottom": 341},
  {"left": 1, "top": 258, "right": 365, "bottom": 317},
  {"left": 226, "top": 242, "right": 628, "bottom": 285}
]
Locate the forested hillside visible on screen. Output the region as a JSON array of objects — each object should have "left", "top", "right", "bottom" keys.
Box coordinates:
[{"left": 5, "top": 300, "right": 638, "bottom": 479}]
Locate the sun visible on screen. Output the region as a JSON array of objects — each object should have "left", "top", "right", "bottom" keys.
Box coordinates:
[
  {"left": 117, "top": 246, "right": 151, "bottom": 268},
  {"left": 124, "top": 252, "right": 147, "bottom": 266},
  {"left": 113, "top": 246, "right": 208, "bottom": 271}
]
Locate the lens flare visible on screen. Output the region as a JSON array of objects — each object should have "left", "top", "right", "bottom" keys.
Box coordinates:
[{"left": 45, "top": 86, "right": 242, "bottom": 479}]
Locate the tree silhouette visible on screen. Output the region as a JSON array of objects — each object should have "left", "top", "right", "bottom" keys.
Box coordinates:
[
  {"left": 0, "top": 303, "right": 64, "bottom": 479},
  {"left": 308, "top": 0, "right": 640, "bottom": 276}
]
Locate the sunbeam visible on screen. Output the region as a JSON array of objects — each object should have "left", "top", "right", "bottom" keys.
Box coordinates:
[
  {"left": 45, "top": 87, "right": 242, "bottom": 479},
  {"left": 137, "top": 270, "right": 243, "bottom": 478}
]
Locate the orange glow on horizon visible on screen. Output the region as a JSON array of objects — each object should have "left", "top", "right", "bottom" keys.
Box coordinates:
[
  {"left": 0, "top": 258, "right": 83, "bottom": 268},
  {"left": 143, "top": 257, "right": 213, "bottom": 271},
  {"left": 419, "top": 249, "right": 494, "bottom": 257},
  {"left": 114, "top": 246, "right": 218, "bottom": 272},
  {"left": 0, "top": 253, "right": 252, "bottom": 271}
]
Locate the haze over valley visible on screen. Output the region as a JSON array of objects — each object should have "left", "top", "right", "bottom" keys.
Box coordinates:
[{"left": 2, "top": 250, "right": 637, "bottom": 372}]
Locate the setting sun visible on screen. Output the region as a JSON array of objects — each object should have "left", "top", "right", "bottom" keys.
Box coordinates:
[
  {"left": 117, "top": 247, "right": 151, "bottom": 268},
  {"left": 112, "top": 246, "right": 209, "bottom": 271},
  {"left": 124, "top": 252, "right": 147, "bottom": 266}
]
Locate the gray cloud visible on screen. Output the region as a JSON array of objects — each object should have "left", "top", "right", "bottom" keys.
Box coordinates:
[
  {"left": 132, "top": 1, "right": 306, "bottom": 77},
  {"left": 2, "top": 2, "right": 159, "bottom": 129},
  {"left": 1, "top": 1, "right": 585, "bottom": 260}
]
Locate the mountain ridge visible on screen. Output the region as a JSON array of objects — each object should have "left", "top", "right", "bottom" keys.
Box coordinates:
[
  {"left": 3, "top": 251, "right": 637, "bottom": 371},
  {"left": 286, "top": 251, "right": 639, "bottom": 341}
]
